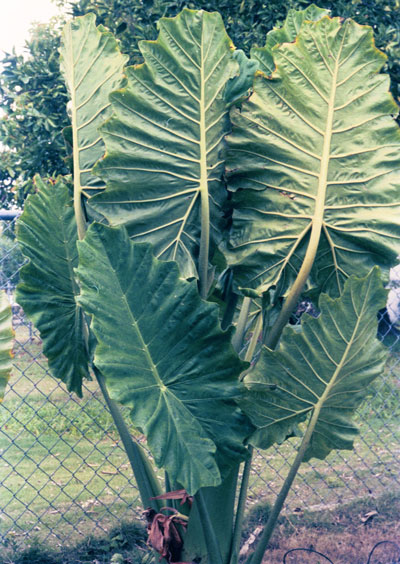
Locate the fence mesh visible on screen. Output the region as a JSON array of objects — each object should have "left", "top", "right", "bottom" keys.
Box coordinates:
[{"left": 0, "top": 214, "right": 399, "bottom": 548}]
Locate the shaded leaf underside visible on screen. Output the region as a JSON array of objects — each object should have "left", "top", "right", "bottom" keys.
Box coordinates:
[
  {"left": 226, "top": 16, "right": 400, "bottom": 297},
  {"left": 76, "top": 223, "right": 251, "bottom": 494},
  {"left": 242, "top": 268, "right": 388, "bottom": 459},
  {"left": 224, "top": 49, "right": 258, "bottom": 106}
]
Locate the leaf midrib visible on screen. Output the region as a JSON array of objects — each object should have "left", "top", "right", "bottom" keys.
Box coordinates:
[
  {"left": 303, "top": 26, "right": 348, "bottom": 268},
  {"left": 118, "top": 289, "right": 167, "bottom": 394},
  {"left": 98, "top": 244, "right": 191, "bottom": 401},
  {"left": 265, "top": 26, "right": 347, "bottom": 346},
  {"left": 66, "top": 22, "right": 86, "bottom": 240},
  {"left": 261, "top": 279, "right": 370, "bottom": 431},
  {"left": 198, "top": 17, "right": 210, "bottom": 297},
  {"left": 309, "top": 280, "right": 369, "bottom": 427}
]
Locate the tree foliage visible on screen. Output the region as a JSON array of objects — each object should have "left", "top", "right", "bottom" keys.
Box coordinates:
[
  {"left": 70, "top": 0, "right": 400, "bottom": 98},
  {"left": 0, "top": 19, "right": 69, "bottom": 207}
]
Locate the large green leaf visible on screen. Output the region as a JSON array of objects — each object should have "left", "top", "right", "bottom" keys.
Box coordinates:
[
  {"left": 250, "top": 4, "right": 330, "bottom": 75},
  {"left": 90, "top": 9, "right": 239, "bottom": 288},
  {"left": 224, "top": 50, "right": 258, "bottom": 106},
  {"left": 16, "top": 176, "right": 90, "bottom": 396},
  {"left": 242, "top": 268, "right": 387, "bottom": 459},
  {"left": 226, "top": 17, "right": 400, "bottom": 297},
  {"left": 76, "top": 223, "right": 251, "bottom": 494},
  {"left": 60, "top": 13, "right": 128, "bottom": 235},
  {"left": 0, "top": 292, "right": 13, "bottom": 402}
]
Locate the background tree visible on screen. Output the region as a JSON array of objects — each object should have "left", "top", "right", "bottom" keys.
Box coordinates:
[
  {"left": 0, "top": 18, "right": 69, "bottom": 208},
  {"left": 70, "top": 0, "right": 400, "bottom": 100},
  {"left": 0, "top": 0, "right": 399, "bottom": 207}
]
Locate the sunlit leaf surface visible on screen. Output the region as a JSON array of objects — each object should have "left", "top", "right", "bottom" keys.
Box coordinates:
[
  {"left": 91, "top": 9, "right": 239, "bottom": 281},
  {"left": 16, "top": 177, "right": 91, "bottom": 396},
  {"left": 226, "top": 17, "right": 400, "bottom": 296},
  {"left": 242, "top": 268, "right": 388, "bottom": 459}
]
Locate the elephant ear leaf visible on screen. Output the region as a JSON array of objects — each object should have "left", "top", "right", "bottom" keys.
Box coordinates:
[
  {"left": 226, "top": 16, "right": 400, "bottom": 297},
  {"left": 0, "top": 292, "right": 13, "bottom": 401},
  {"left": 242, "top": 268, "right": 388, "bottom": 460},
  {"left": 89, "top": 9, "right": 239, "bottom": 291},
  {"left": 76, "top": 223, "right": 251, "bottom": 495},
  {"left": 224, "top": 50, "right": 258, "bottom": 105},
  {"left": 16, "top": 176, "right": 91, "bottom": 397},
  {"left": 60, "top": 13, "right": 128, "bottom": 236},
  {"left": 251, "top": 4, "right": 330, "bottom": 75}
]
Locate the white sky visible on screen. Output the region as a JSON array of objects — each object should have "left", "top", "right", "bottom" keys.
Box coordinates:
[{"left": 0, "top": 0, "right": 66, "bottom": 55}]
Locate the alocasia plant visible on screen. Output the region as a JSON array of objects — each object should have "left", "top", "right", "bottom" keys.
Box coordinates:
[{"left": 7, "top": 4, "right": 400, "bottom": 564}]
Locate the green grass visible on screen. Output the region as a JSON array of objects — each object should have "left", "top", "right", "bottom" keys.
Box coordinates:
[
  {"left": 0, "top": 326, "right": 161, "bottom": 544},
  {"left": 3, "top": 325, "right": 146, "bottom": 442},
  {"left": 3, "top": 327, "right": 117, "bottom": 439},
  {"left": 0, "top": 434, "right": 135, "bottom": 522},
  {"left": 246, "top": 413, "right": 400, "bottom": 511},
  {"left": 1, "top": 385, "right": 118, "bottom": 440}
]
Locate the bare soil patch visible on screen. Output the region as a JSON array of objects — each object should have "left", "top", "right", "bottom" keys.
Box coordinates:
[
  {"left": 263, "top": 520, "right": 400, "bottom": 563},
  {"left": 243, "top": 491, "right": 400, "bottom": 563}
]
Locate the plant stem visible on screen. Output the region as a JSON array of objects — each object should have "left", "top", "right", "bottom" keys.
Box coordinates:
[
  {"left": 165, "top": 470, "right": 172, "bottom": 492},
  {"left": 198, "top": 193, "right": 210, "bottom": 299},
  {"left": 244, "top": 313, "right": 263, "bottom": 367},
  {"left": 229, "top": 445, "right": 253, "bottom": 564},
  {"left": 264, "top": 237, "right": 317, "bottom": 350},
  {"left": 245, "top": 408, "right": 321, "bottom": 564},
  {"left": 71, "top": 123, "right": 162, "bottom": 510},
  {"left": 195, "top": 489, "right": 224, "bottom": 564},
  {"left": 232, "top": 297, "right": 252, "bottom": 353},
  {"left": 236, "top": 245, "right": 319, "bottom": 562},
  {"left": 265, "top": 52, "right": 339, "bottom": 350},
  {"left": 69, "top": 38, "right": 164, "bottom": 529},
  {"left": 221, "top": 291, "right": 239, "bottom": 331},
  {"left": 229, "top": 312, "right": 262, "bottom": 563},
  {"left": 249, "top": 109, "right": 336, "bottom": 545},
  {"left": 251, "top": 277, "right": 369, "bottom": 563},
  {"left": 164, "top": 471, "right": 178, "bottom": 511},
  {"left": 67, "top": 25, "right": 87, "bottom": 241},
  {"left": 94, "top": 366, "right": 163, "bottom": 511}
]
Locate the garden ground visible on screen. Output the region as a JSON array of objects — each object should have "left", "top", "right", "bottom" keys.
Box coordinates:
[
  {"left": 0, "top": 325, "right": 399, "bottom": 561},
  {"left": 0, "top": 490, "right": 398, "bottom": 564},
  {"left": 248, "top": 491, "right": 400, "bottom": 563}
]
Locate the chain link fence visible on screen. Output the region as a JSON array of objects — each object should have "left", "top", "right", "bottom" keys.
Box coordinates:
[{"left": 0, "top": 213, "right": 399, "bottom": 548}]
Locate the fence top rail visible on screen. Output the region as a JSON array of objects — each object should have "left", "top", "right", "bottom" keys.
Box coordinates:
[{"left": 0, "top": 209, "right": 22, "bottom": 220}]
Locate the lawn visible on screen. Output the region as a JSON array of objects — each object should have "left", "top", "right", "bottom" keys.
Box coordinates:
[{"left": 0, "top": 325, "right": 147, "bottom": 545}]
